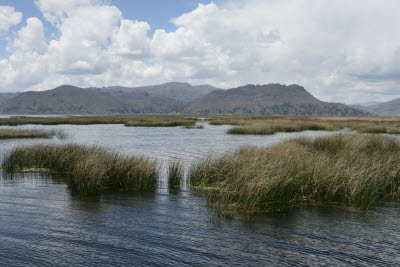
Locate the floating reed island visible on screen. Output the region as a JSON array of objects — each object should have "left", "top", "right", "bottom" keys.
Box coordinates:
[
  {"left": 0, "top": 128, "right": 66, "bottom": 139},
  {"left": 189, "top": 134, "right": 400, "bottom": 216},
  {"left": 207, "top": 116, "right": 400, "bottom": 135},
  {"left": 182, "top": 125, "right": 204, "bottom": 129},
  {"left": 0, "top": 115, "right": 197, "bottom": 127},
  {"left": 2, "top": 144, "right": 158, "bottom": 194},
  {"left": 124, "top": 117, "right": 196, "bottom": 127}
]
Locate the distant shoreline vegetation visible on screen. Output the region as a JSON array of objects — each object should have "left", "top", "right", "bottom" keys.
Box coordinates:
[
  {"left": 0, "top": 115, "right": 198, "bottom": 127},
  {"left": 1, "top": 115, "right": 400, "bottom": 135},
  {"left": 207, "top": 115, "right": 400, "bottom": 135},
  {"left": 0, "top": 128, "right": 66, "bottom": 139}
]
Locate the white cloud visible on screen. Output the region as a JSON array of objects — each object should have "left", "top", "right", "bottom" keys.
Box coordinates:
[
  {"left": 0, "top": 6, "right": 22, "bottom": 32},
  {"left": 34, "top": 0, "right": 101, "bottom": 25},
  {"left": 46, "top": 5, "right": 122, "bottom": 75},
  {"left": 0, "top": 17, "right": 48, "bottom": 90},
  {"left": 0, "top": 52, "right": 47, "bottom": 90},
  {"left": 1, "top": 0, "right": 400, "bottom": 104},
  {"left": 109, "top": 19, "right": 151, "bottom": 58},
  {"left": 7, "top": 17, "right": 47, "bottom": 53}
]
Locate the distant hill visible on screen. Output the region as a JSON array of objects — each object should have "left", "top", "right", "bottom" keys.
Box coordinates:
[
  {"left": 359, "top": 98, "right": 400, "bottom": 116},
  {"left": 0, "top": 92, "right": 20, "bottom": 106},
  {"left": 88, "top": 82, "right": 219, "bottom": 102},
  {"left": 0, "top": 83, "right": 370, "bottom": 116},
  {"left": 359, "top": 101, "right": 383, "bottom": 106},
  {"left": 0, "top": 85, "right": 186, "bottom": 115},
  {"left": 184, "top": 84, "right": 370, "bottom": 116}
]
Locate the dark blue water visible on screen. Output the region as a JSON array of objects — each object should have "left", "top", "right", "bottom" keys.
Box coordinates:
[{"left": 1, "top": 123, "right": 399, "bottom": 266}]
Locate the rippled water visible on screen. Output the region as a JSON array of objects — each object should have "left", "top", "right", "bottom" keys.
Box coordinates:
[{"left": 1, "top": 122, "right": 399, "bottom": 266}]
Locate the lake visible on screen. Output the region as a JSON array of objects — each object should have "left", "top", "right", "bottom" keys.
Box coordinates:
[{"left": 1, "top": 122, "right": 399, "bottom": 266}]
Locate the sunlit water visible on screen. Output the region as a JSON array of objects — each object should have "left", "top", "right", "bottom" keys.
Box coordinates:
[{"left": 1, "top": 122, "right": 399, "bottom": 266}]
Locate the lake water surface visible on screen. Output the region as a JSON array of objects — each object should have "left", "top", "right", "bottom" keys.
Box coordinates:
[{"left": 1, "top": 122, "right": 399, "bottom": 266}]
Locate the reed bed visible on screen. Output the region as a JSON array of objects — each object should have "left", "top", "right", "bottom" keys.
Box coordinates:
[
  {"left": 168, "top": 161, "right": 184, "bottom": 190},
  {"left": 0, "top": 115, "right": 197, "bottom": 127},
  {"left": 227, "top": 122, "right": 330, "bottom": 135},
  {"left": 206, "top": 116, "right": 400, "bottom": 135},
  {"left": 182, "top": 125, "right": 204, "bottom": 129},
  {"left": 0, "top": 128, "right": 66, "bottom": 139},
  {"left": 124, "top": 117, "right": 196, "bottom": 127},
  {"left": 2, "top": 144, "right": 158, "bottom": 194},
  {"left": 189, "top": 134, "right": 400, "bottom": 216}
]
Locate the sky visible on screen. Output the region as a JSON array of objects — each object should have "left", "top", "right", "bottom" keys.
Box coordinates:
[{"left": 0, "top": 0, "right": 399, "bottom": 104}]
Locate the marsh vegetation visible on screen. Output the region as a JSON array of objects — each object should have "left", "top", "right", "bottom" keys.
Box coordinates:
[
  {"left": 2, "top": 115, "right": 400, "bottom": 215},
  {"left": 124, "top": 117, "right": 197, "bottom": 127},
  {"left": 167, "top": 161, "right": 184, "bottom": 190},
  {"left": 0, "top": 115, "right": 197, "bottom": 127},
  {"left": 0, "top": 128, "right": 66, "bottom": 139},
  {"left": 2, "top": 144, "right": 158, "bottom": 194},
  {"left": 182, "top": 124, "right": 204, "bottom": 129},
  {"left": 2, "top": 115, "right": 400, "bottom": 135},
  {"left": 189, "top": 134, "right": 400, "bottom": 216},
  {"left": 207, "top": 116, "right": 400, "bottom": 135}
]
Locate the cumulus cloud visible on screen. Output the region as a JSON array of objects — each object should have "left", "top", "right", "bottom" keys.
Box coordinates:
[
  {"left": 1, "top": 17, "right": 48, "bottom": 90},
  {"left": 109, "top": 19, "right": 151, "bottom": 58},
  {"left": 34, "top": 0, "right": 101, "bottom": 25},
  {"left": 0, "top": 6, "right": 22, "bottom": 32},
  {"left": 7, "top": 17, "right": 47, "bottom": 53},
  {"left": 0, "top": 0, "right": 400, "bottom": 104},
  {"left": 46, "top": 5, "right": 122, "bottom": 75},
  {"left": 0, "top": 51, "right": 47, "bottom": 90}
]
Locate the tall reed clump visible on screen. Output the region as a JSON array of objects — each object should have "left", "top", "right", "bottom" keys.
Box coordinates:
[
  {"left": 0, "top": 129, "right": 66, "bottom": 139},
  {"left": 1, "top": 144, "right": 158, "bottom": 194},
  {"left": 189, "top": 134, "right": 400, "bottom": 215},
  {"left": 168, "top": 161, "right": 184, "bottom": 190}
]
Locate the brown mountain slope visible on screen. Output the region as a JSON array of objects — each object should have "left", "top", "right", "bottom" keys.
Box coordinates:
[
  {"left": 361, "top": 98, "right": 400, "bottom": 116},
  {"left": 184, "top": 84, "right": 370, "bottom": 116},
  {"left": 0, "top": 92, "right": 20, "bottom": 106},
  {"left": 88, "top": 82, "right": 219, "bottom": 102},
  {"left": 0, "top": 85, "right": 186, "bottom": 115}
]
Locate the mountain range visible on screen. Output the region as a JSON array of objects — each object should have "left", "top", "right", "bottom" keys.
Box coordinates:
[
  {"left": 355, "top": 99, "right": 400, "bottom": 116},
  {"left": 184, "top": 84, "right": 367, "bottom": 116},
  {"left": 0, "top": 85, "right": 186, "bottom": 115},
  {"left": 0, "top": 82, "right": 387, "bottom": 116},
  {"left": 0, "top": 92, "right": 19, "bottom": 106},
  {"left": 87, "top": 82, "right": 218, "bottom": 102}
]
